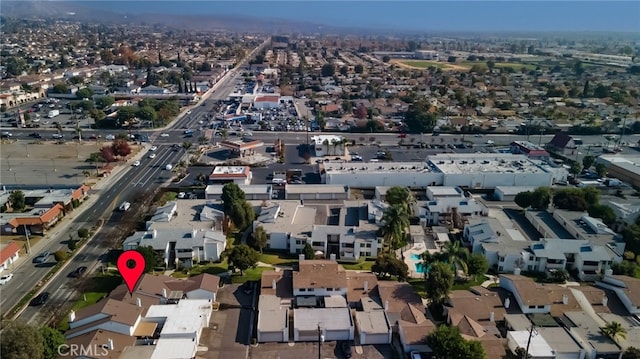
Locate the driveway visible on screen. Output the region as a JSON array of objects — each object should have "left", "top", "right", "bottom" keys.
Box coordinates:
[{"left": 198, "top": 283, "right": 256, "bottom": 359}]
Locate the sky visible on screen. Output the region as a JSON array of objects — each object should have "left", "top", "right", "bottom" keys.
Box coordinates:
[{"left": 72, "top": 1, "right": 640, "bottom": 32}]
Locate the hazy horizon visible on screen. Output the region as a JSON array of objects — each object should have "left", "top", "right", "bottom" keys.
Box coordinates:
[{"left": 50, "top": 1, "right": 640, "bottom": 33}]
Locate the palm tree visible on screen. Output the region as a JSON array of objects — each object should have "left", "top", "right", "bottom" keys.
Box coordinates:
[
  {"left": 182, "top": 141, "right": 193, "bottom": 152},
  {"left": 87, "top": 152, "right": 103, "bottom": 176},
  {"left": 601, "top": 321, "right": 627, "bottom": 343},
  {"left": 55, "top": 122, "right": 63, "bottom": 135},
  {"left": 442, "top": 240, "right": 469, "bottom": 275},
  {"left": 381, "top": 205, "right": 409, "bottom": 251},
  {"left": 385, "top": 186, "right": 415, "bottom": 216},
  {"left": 198, "top": 135, "right": 208, "bottom": 145}
]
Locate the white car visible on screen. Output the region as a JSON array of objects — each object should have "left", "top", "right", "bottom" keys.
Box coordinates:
[
  {"left": 178, "top": 192, "right": 186, "bottom": 199},
  {"left": 132, "top": 160, "right": 141, "bottom": 167},
  {"left": 150, "top": 146, "right": 157, "bottom": 151},
  {"left": 160, "top": 133, "right": 170, "bottom": 137},
  {"left": 148, "top": 153, "right": 156, "bottom": 159},
  {"left": 105, "top": 134, "right": 115, "bottom": 140},
  {"left": 0, "top": 273, "right": 14, "bottom": 285},
  {"left": 165, "top": 164, "right": 173, "bottom": 170}
]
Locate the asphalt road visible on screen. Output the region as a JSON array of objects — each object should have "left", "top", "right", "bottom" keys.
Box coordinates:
[{"left": 3, "top": 42, "right": 269, "bottom": 326}]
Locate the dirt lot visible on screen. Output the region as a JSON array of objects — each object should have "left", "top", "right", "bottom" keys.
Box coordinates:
[{"left": 0, "top": 140, "right": 141, "bottom": 187}]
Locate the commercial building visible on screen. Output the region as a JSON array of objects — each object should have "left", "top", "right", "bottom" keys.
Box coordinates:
[
  {"left": 324, "top": 153, "right": 555, "bottom": 189},
  {"left": 209, "top": 166, "right": 252, "bottom": 185},
  {"left": 205, "top": 184, "right": 272, "bottom": 201},
  {"left": 493, "top": 186, "right": 537, "bottom": 201},
  {"left": 0, "top": 241, "right": 21, "bottom": 273},
  {"left": 414, "top": 50, "right": 439, "bottom": 60},
  {"left": 284, "top": 184, "right": 349, "bottom": 200},
  {"left": 509, "top": 141, "right": 550, "bottom": 161},
  {"left": 597, "top": 154, "right": 640, "bottom": 189},
  {"left": 312, "top": 135, "right": 346, "bottom": 157}
]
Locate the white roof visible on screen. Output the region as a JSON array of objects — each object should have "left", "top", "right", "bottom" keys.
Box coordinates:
[
  {"left": 150, "top": 338, "right": 197, "bottom": 359},
  {"left": 294, "top": 308, "right": 353, "bottom": 331},
  {"left": 508, "top": 330, "right": 554, "bottom": 357},
  {"left": 145, "top": 299, "right": 211, "bottom": 336},
  {"left": 311, "top": 134, "right": 345, "bottom": 144}
]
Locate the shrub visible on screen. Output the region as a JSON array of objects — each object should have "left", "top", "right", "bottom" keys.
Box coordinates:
[
  {"left": 624, "top": 251, "right": 636, "bottom": 261},
  {"left": 54, "top": 250, "right": 68, "bottom": 262},
  {"left": 77, "top": 228, "right": 90, "bottom": 239}
]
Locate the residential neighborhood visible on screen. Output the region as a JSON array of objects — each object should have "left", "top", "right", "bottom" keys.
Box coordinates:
[{"left": 1, "top": 2, "right": 640, "bottom": 359}]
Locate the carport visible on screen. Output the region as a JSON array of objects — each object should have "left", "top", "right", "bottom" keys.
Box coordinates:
[{"left": 257, "top": 295, "right": 289, "bottom": 343}]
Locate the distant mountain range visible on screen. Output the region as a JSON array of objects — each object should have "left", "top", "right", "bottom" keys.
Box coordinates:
[{"left": 0, "top": 0, "right": 373, "bottom": 34}]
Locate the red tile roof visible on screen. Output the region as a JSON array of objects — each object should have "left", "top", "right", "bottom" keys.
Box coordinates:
[{"left": 0, "top": 241, "right": 21, "bottom": 264}]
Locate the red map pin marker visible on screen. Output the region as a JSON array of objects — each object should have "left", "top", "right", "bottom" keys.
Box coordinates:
[{"left": 117, "top": 250, "right": 145, "bottom": 294}]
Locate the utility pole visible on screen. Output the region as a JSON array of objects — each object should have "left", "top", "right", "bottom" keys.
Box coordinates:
[
  {"left": 23, "top": 224, "right": 32, "bottom": 254},
  {"left": 525, "top": 324, "right": 537, "bottom": 358},
  {"left": 317, "top": 323, "right": 324, "bottom": 359}
]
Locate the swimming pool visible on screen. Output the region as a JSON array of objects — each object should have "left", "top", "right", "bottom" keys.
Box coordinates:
[
  {"left": 415, "top": 262, "right": 426, "bottom": 273},
  {"left": 410, "top": 253, "right": 422, "bottom": 260}
]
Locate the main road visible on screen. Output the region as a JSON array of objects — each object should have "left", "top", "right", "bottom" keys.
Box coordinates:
[{"left": 3, "top": 41, "right": 268, "bottom": 324}]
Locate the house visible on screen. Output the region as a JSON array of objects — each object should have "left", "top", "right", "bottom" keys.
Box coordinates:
[
  {"left": 293, "top": 307, "right": 354, "bottom": 341},
  {"left": 109, "top": 273, "right": 220, "bottom": 306},
  {"left": 499, "top": 275, "right": 551, "bottom": 314},
  {"left": 293, "top": 260, "right": 348, "bottom": 297},
  {"left": 505, "top": 314, "right": 586, "bottom": 359},
  {"left": 376, "top": 281, "right": 436, "bottom": 353},
  {"left": 562, "top": 311, "right": 622, "bottom": 359},
  {"left": 354, "top": 297, "right": 392, "bottom": 345},
  {"left": 65, "top": 329, "right": 136, "bottom": 359},
  {"left": 546, "top": 132, "right": 579, "bottom": 156},
  {"left": 597, "top": 274, "right": 640, "bottom": 314},
  {"left": 2, "top": 204, "right": 64, "bottom": 235},
  {"left": 257, "top": 294, "right": 290, "bottom": 342},
  {"left": 66, "top": 299, "right": 144, "bottom": 339},
  {"left": 0, "top": 241, "right": 21, "bottom": 272},
  {"left": 143, "top": 299, "right": 212, "bottom": 359},
  {"left": 146, "top": 201, "right": 178, "bottom": 227},
  {"left": 139, "top": 85, "right": 169, "bottom": 95}
]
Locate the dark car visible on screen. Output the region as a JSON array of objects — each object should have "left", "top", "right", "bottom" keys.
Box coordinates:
[
  {"left": 29, "top": 132, "right": 42, "bottom": 138},
  {"left": 340, "top": 341, "right": 352, "bottom": 358},
  {"left": 30, "top": 292, "right": 50, "bottom": 306},
  {"left": 69, "top": 266, "right": 87, "bottom": 278},
  {"left": 32, "top": 251, "right": 50, "bottom": 263}
]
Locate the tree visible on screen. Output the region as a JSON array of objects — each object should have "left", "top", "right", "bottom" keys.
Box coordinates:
[
  {"left": 467, "top": 254, "right": 489, "bottom": 281},
  {"left": 622, "top": 347, "right": 640, "bottom": 359},
  {"left": 227, "top": 199, "right": 254, "bottom": 230},
  {"left": 89, "top": 108, "right": 106, "bottom": 124},
  {"left": 427, "top": 325, "right": 485, "bottom": 359},
  {"left": 40, "top": 326, "right": 65, "bottom": 359},
  {"left": 514, "top": 191, "right": 533, "bottom": 209},
  {"left": 569, "top": 162, "right": 583, "bottom": 177},
  {"left": 135, "top": 246, "right": 158, "bottom": 273},
  {"left": 404, "top": 99, "right": 436, "bottom": 133},
  {"left": 77, "top": 228, "right": 90, "bottom": 238},
  {"left": 8, "top": 190, "right": 26, "bottom": 211},
  {"left": 87, "top": 152, "right": 103, "bottom": 175},
  {"left": 0, "top": 322, "right": 45, "bottom": 359},
  {"left": 588, "top": 204, "right": 617, "bottom": 227},
  {"left": 221, "top": 183, "right": 246, "bottom": 214},
  {"left": 381, "top": 205, "right": 409, "bottom": 251},
  {"left": 582, "top": 155, "right": 596, "bottom": 170},
  {"left": 116, "top": 106, "right": 138, "bottom": 126},
  {"left": 442, "top": 240, "right": 469, "bottom": 275},
  {"left": 251, "top": 226, "right": 268, "bottom": 253},
  {"left": 227, "top": 244, "right": 259, "bottom": 275},
  {"left": 385, "top": 186, "right": 415, "bottom": 215},
  {"left": 54, "top": 250, "right": 68, "bottom": 262},
  {"left": 530, "top": 187, "right": 552, "bottom": 210},
  {"left": 111, "top": 139, "right": 131, "bottom": 158},
  {"left": 303, "top": 242, "right": 315, "bottom": 260},
  {"left": 514, "top": 347, "right": 532, "bottom": 359},
  {"left": 595, "top": 163, "right": 608, "bottom": 178},
  {"left": 136, "top": 106, "right": 157, "bottom": 124},
  {"left": 76, "top": 88, "right": 94, "bottom": 99},
  {"left": 95, "top": 96, "right": 115, "bottom": 110},
  {"left": 354, "top": 64, "right": 365, "bottom": 73},
  {"left": 425, "top": 261, "right": 454, "bottom": 305},
  {"left": 321, "top": 63, "right": 335, "bottom": 77},
  {"left": 486, "top": 60, "right": 495, "bottom": 72},
  {"left": 68, "top": 238, "right": 77, "bottom": 251},
  {"left": 372, "top": 253, "right": 409, "bottom": 281},
  {"left": 182, "top": 141, "right": 193, "bottom": 152},
  {"left": 600, "top": 321, "right": 627, "bottom": 342}
]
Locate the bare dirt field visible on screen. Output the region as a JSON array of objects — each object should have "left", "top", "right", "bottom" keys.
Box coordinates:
[{"left": 0, "top": 140, "right": 141, "bottom": 187}]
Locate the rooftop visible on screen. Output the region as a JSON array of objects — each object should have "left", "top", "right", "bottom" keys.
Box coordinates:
[
  {"left": 210, "top": 166, "right": 250, "bottom": 178},
  {"left": 293, "top": 307, "right": 353, "bottom": 331},
  {"left": 293, "top": 260, "right": 347, "bottom": 290},
  {"left": 429, "top": 153, "right": 546, "bottom": 175},
  {"left": 562, "top": 311, "right": 622, "bottom": 353},
  {"left": 145, "top": 299, "right": 212, "bottom": 336}
]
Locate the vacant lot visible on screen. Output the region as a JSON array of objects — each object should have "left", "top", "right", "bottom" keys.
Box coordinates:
[
  {"left": 0, "top": 140, "right": 140, "bottom": 187},
  {"left": 394, "top": 59, "right": 539, "bottom": 72}
]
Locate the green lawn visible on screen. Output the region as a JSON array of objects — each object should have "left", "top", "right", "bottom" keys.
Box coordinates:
[
  {"left": 408, "top": 275, "right": 489, "bottom": 298},
  {"left": 231, "top": 266, "right": 274, "bottom": 283},
  {"left": 452, "top": 275, "right": 489, "bottom": 291},
  {"left": 339, "top": 261, "right": 375, "bottom": 271},
  {"left": 398, "top": 60, "right": 451, "bottom": 69},
  {"left": 57, "top": 292, "right": 108, "bottom": 332},
  {"left": 408, "top": 278, "right": 427, "bottom": 298},
  {"left": 186, "top": 261, "right": 230, "bottom": 276},
  {"left": 258, "top": 252, "right": 298, "bottom": 266}
]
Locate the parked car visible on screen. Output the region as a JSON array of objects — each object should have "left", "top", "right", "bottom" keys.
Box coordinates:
[
  {"left": 0, "top": 273, "right": 14, "bottom": 285},
  {"left": 160, "top": 133, "right": 170, "bottom": 137},
  {"left": 150, "top": 146, "right": 158, "bottom": 151},
  {"left": 149, "top": 153, "right": 156, "bottom": 159},
  {"left": 132, "top": 160, "right": 141, "bottom": 167},
  {"left": 68, "top": 266, "right": 87, "bottom": 278},
  {"left": 30, "top": 292, "right": 50, "bottom": 306},
  {"left": 1, "top": 131, "right": 12, "bottom": 138},
  {"left": 33, "top": 251, "right": 50, "bottom": 263},
  {"left": 105, "top": 134, "right": 115, "bottom": 140},
  {"left": 29, "top": 132, "right": 42, "bottom": 138}
]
